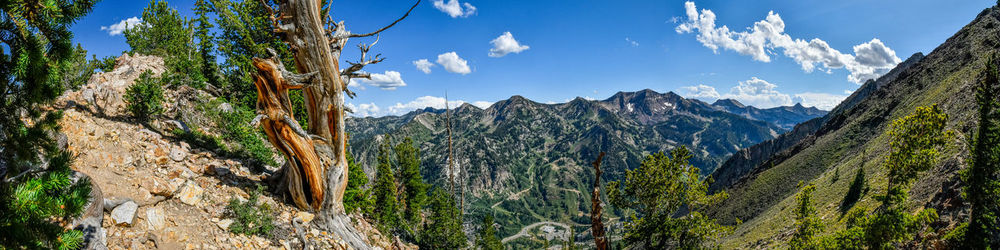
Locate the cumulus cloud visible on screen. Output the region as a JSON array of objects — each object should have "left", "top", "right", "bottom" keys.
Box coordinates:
[
  {"left": 347, "top": 79, "right": 365, "bottom": 90},
  {"left": 347, "top": 103, "right": 381, "bottom": 117},
  {"left": 433, "top": 0, "right": 476, "bottom": 18},
  {"left": 489, "top": 32, "right": 530, "bottom": 57},
  {"left": 412, "top": 59, "right": 435, "bottom": 74},
  {"left": 675, "top": 1, "right": 901, "bottom": 84},
  {"left": 436, "top": 52, "right": 472, "bottom": 74},
  {"left": 679, "top": 77, "right": 847, "bottom": 110},
  {"left": 470, "top": 101, "right": 494, "bottom": 109},
  {"left": 678, "top": 84, "right": 721, "bottom": 99},
  {"left": 351, "top": 71, "right": 407, "bottom": 90},
  {"left": 101, "top": 17, "right": 142, "bottom": 36},
  {"left": 625, "top": 37, "right": 640, "bottom": 47}
]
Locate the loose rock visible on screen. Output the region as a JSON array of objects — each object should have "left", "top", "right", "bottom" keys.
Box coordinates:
[
  {"left": 177, "top": 181, "right": 204, "bottom": 206},
  {"left": 169, "top": 147, "right": 186, "bottom": 162},
  {"left": 145, "top": 207, "right": 166, "bottom": 230},
  {"left": 111, "top": 201, "right": 138, "bottom": 226}
]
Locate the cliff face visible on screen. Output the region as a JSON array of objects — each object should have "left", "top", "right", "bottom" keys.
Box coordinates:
[{"left": 711, "top": 5, "right": 1000, "bottom": 248}]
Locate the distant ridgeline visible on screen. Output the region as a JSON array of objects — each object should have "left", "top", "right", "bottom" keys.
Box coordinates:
[{"left": 346, "top": 89, "right": 825, "bottom": 240}]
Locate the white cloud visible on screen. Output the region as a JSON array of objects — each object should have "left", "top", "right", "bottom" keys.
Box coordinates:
[
  {"left": 388, "top": 96, "right": 484, "bottom": 116},
  {"left": 351, "top": 71, "right": 407, "bottom": 90},
  {"left": 678, "top": 84, "right": 721, "bottom": 99},
  {"left": 436, "top": 52, "right": 472, "bottom": 74},
  {"left": 470, "top": 101, "right": 494, "bottom": 109},
  {"left": 101, "top": 17, "right": 142, "bottom": 36},
  {"left": 347, "top": 103, "right": 381, "bottom": 117},
  {"left": 433, "top": 0, "right": 476, "bottom": 18},
  {"left": 675, "top": 1, "right": 901, "bottom": 84},
  {"left": 625, "top": 37, "right": 640, "bottom": 47},
  {"left": 489, "top": 32, "right": 530, "bottom": 57},
  {"left": 412, "top": 59, "right": 435, "bottom": 74},
  {"left": 679, "top": 77, "right": 846, "bottom": 110},
  {"left": 844, "top": 89, "right": 854, "bottom": 95},
  {"left": 792, "top": 92, "right": 847, "bottom": 110},
  {"left": 347, "top": 79, "right": 365, "bottom": 90},
  {"left": 725, "top": 77, "right": 793, "bottom": 108}
]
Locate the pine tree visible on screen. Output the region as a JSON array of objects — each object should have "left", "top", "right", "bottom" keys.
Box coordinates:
[
  {"left": 419, "top": 188, "right": 467, "bottom": 249},
  {"left": 607, "top": 146, "right": 732, "bottom": 249},
  {"left": 343, "top": 148, "right": 373, "bottom": 216},
  {"left": 475, "top": 214, "right": 503, "bottom": 250},
  {"left": 827, "top": 105, "right": 951, "bottom": 249},
  {"left": 372, "top": 136, "right": 402, "bottom": 231},
  {"left": 0, "top": 0, "right": 97, "bottom": 248},
  {"left": 395, "top": 137, "right": 428, "bottom": 225},
  {"left": 193, "top": 0, "right": 221, "bottom": 88},
  {"left": 790, "top": 182, "right": 824, "bottom": 249},
  {"left": 959, "top": 53, "right": 1000, "bottom": 248},
  {"left": 125, "top": 0, "right": 205, "bottom": 88}
]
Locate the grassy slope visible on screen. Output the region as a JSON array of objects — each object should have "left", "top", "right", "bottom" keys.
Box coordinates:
[{"left": 716, "top": 6, "right": 998, "bottom": 248}]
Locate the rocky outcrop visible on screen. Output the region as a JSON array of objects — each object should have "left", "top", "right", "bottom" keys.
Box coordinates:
[{"left": 60, "top": 54, "right": 166, "bottom": 117}]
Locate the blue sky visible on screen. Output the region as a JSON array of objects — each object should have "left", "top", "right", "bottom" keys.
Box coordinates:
[{"left": 71, "top": 0, "right": 996, "bottom": 116}]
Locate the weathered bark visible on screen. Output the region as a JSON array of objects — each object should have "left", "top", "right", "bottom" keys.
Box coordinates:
[
  {"left": 591, "top": 152, "right": 608, "bottom": 250},
  {"left": 250, "top": 0, "right": 418, "bottom": 247}
]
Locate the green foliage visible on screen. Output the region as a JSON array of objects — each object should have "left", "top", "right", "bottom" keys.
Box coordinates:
[
  {"left": 211, "top": 0, "right": 295, "bottom": 108},
  {"left": 125, "top": 0, "right": 205, "bottom": 88},
  {"left": 58, "top": 44, "right": 99, "bottom": 90},
  {"left": 841, "top": 159, "right": 867, "bottom": 213},
  {"left": 789, "top": 182, "right": 824, "bottom": 249},
  {"left": 93, "top": 55, "right": 117, "bottom": 72},
  {"left": 225, "top": 185, "right": 275, "bottom": 236},
  {"left": 396, "top": 137, "right": 428, "bottom": 225},
  {"left": 343, "top": 148, "right": 373, "bottom": 215},
  {"left": 959, "top": 52, "right": 1000, "bottom": 248},
  {"left": 607, "top": 146, "right": 732, "bottom": 249},
  {"left": 419, "top": 188, "right": 467, "bottom": 249},
  {"left": 124, "top": 70, "right": 165, "bottom": 122},
  {"left": 475, "top": 214, "right": 503, "bottom": 250},
  {"left": 0, "top": 2, "right": 97, "bottom": 246},
  {"left": 193, "top": 0, "right": 222, "bottom": 88},
  {"left": 216, "top": 106, "right": 277, "bottom": 168},
  {"left": 822, "top": 105, "right": 951, "bottom": 249},
  {"left": 372, "top": 137, "right": 403, "bottom": 231}
]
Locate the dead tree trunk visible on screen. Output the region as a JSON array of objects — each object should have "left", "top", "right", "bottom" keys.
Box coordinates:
[
  {"left": 251, "top": 0, "right": 418, "bottom": 246},
  {"left": 591, "top": 152, "right": 608, "bottom": 250}
]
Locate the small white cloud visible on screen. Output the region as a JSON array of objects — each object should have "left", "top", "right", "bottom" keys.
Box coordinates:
[
  {"left": 844, "top": 89, "right": 854, "bottom": 95},
  {"left": 675, "top": 1, "right": 901, "bottom": 84},
  {"left": 351, "top": 71, "right": 407, "bottom": 90},
  {"left": 413, "top": 59, "right": 435, "bottom": 74},
  {"left": 101, "top": 17, "right": 142, "bottom": 36},
  {"left": 437, "top": 52, "right": 472, "bottom": 74},
  {"left": 489, "top": 32, "right": 530, "bottom": 57},
  {"left": 433, "top": 0, "right": 477, "bottom": 18},
  {"left": 678, "top": 84, "right": 721, "bottom": 100},
  {"left": 347, "top": 102, "right": 381, "bottom": 117},
  {"left": 625, "top": 37, "right": 639, "bottom": 47}
]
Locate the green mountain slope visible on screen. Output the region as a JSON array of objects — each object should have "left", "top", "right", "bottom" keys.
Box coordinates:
[
  {"left": 345, "top": 89, "right": 819, "bottom": 242},
  {"left": 709, "top": 5, "right": 1000, "bottom": 248}
]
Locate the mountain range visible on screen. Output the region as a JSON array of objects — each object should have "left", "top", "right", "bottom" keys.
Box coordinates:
[{"left": 346, "top": 89, "right": 826, "bottom": 241}]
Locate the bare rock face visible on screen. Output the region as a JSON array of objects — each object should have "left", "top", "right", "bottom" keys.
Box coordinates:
[{"left": 60, "top": 53, "right": 166, "bottom": 117}]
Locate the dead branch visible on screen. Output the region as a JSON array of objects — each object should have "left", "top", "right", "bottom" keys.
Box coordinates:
[{"left": 591, "top": 152, "right": 608, "bottom": 250}]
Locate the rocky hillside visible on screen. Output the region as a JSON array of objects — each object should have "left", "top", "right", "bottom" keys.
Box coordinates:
[
  {"left": 345, "top": 89, "right": 821, "bottom": 242},
  {"left": 54, "top": 54, "right": 403, "bottom": 250},
  {"left": 709, "top": 5, "right": 1000, "bottom": 248}
]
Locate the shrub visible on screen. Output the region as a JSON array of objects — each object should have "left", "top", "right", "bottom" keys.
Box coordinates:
[
  {"left": 225, "top": 185, "right": 275, "bottom": 236},
  {"left": 124, "top": 70, "right": 165, "bottom": 122},
  {"left": 217, "top": 106, "right": 277, "bottom": 169}
]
